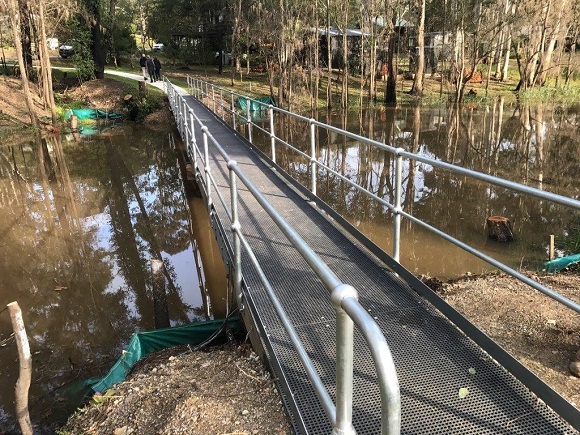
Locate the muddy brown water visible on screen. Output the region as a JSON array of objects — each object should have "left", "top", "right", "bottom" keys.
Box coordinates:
[
  {"left": 0, "top": 124, "right": 227, "bottom": 433},
  {"left": 244, "top": 101, "right": 580, "bottom": 278}
]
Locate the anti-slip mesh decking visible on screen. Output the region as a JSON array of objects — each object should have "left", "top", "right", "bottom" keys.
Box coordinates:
[{"left": 181, "top": 94, "right": 578, "bottom": 434}]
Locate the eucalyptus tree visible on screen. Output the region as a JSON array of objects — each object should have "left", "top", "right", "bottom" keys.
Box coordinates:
[
  {"left": 443, "top": 0, "right": 505, "bottom": 102},
  {"left": 2, "top": 0, "right": 38, "bottom": 128},
  {"left": 409, "top": 0, "right": 426, "bottom": 97},
  {"left": 511, "top": 0, "right": 571, "bottom": 89}
]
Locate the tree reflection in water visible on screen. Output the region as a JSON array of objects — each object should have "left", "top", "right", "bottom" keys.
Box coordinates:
[
  {"left": 0, "top": 125, "right": 212, "bottom": 433},
  {"left": 246, "top": 101, "right": 580, "bottom": 278}
]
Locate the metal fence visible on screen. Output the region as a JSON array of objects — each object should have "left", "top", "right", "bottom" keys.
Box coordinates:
[
  {"left": 164, "top": 78, "right": 401, "bottom": 435},
  {"left": 185, "top": 76, "right": 580, "bottom": 315}
]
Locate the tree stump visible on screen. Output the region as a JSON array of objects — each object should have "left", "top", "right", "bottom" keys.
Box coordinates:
[
  {"left": 123, "top": 94, "right": 139, "bottom": 121},
  {"left": 486, "top": 216, "right": 514, "bottom": 242}
]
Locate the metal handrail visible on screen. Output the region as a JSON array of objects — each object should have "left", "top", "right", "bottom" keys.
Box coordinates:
[
  {"left": 186, "top": 76, "right": 580, "bottom": 314},
  {"left": 166, "top": 77, "right": 401, "bottom": 435}
]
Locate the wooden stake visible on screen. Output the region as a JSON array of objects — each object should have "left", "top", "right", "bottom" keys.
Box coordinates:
[
  {"left": 7, "top": 302, "right": 33, "bottom": 435},
  {"left": 70, "top": 114, "right": 78, "bottom": 131},
  {"left": 549, "top": 235, "right": 555, "bottom": 260}
]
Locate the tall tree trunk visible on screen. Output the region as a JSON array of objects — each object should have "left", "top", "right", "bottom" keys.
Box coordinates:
[
  {"left": 109, "top": 0, "right": 118, "bottom": 67},
  {"left": 410, "top": 0, "right": 426, "bottom": 96},
  {"left": 36, "top": 0, "right": 57, "bottom": 125},
  {"left": 341, "top": 11, "right": 348, "bottom": 109},
  {"left": 326, "top": 0, "right": 332, "bottom": 108},
  {"left": 8, "top": 0, "right": 39, "bottom": 129},
  {"left": 313, "top": 0, "right": 320, "bottom": 109},
  {"left": 384, "top": 31, "right": 397, "bottom": 105},
  {"left": 18, "top": 0, "right": 33, "bottom": 81}
]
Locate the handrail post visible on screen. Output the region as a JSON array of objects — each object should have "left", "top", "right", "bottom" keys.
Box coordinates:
[
  {"left": 310, "top": 119, "right": 317, "bottom": 195},
  {"left": 202, "top": 126, "right": 212, "bottom": 211},
  {"left": 393, "top": 149, "right": 403, "bottom": 263},
  {"left": 269, "top": 105, "right": 276, "bottom": 163},
  {"left": 184, "top": 102, "right": 189, "bottom": 150},
  {"left": 246, "top": 98, "right": 252, "bottom": 142},
  {"left": 232, "top": 92, "right": 237, "bottom": 129},
  {"left": 228, "top": 160, "right": 243, "bottom": 310},
  {"left": 220, "top": 89, "right": 224, "bottom": 120},
  {"left": 189, "top": 109, "right": 197, "bottom": 170},
  {"left": 212, "top": 86, "right": 216, "bottom": 113},
  {"left": 178, "top": 98, "right": 183, "bottom": 133},
  {"left": 331, "top": 285, "right": 357, "bottom": 435}
]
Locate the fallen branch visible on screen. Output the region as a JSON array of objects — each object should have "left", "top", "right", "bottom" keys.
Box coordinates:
[{"left": 7, "top": 301, "right": 33, "bottom": 435}]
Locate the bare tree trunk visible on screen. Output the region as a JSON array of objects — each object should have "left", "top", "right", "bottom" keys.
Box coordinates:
[
  {"left": 384, "top": 31, "right": 397, "bottom": 105},
  {"left": 341, "top": 8, "right": 349, "bottom": 109},
  {"left": 7, "top": 302, "right": 33, "bottom": 435},
  {"left": 109, "top": 0, "right": 118, "bottom": 67},
  {"left": 410, "top": 0, "right": 426, "bottom": 96},
  {"left": 36, "top": 0, "right": 57, "bottom": 125},
  {"left": 18, "top": 0, "right": 33, "bottom": 81},
  {"left": 7, "top": 0, "right": 39, "bottom": 129},
  {"left": 500, "top": 28, "right": 511, "bottom": 81},
  {"left": 313, "top": 0, "right": 320, "bottom": 109},
  {"left": 326, "top": 0, "right": 332, "bottom": 108}
]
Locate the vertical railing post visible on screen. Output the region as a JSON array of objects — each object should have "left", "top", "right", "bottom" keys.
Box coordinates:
[
  {"left": 220, "top": 89, "right": 224, "bottom": 120},
  {"left": 212, "top": 86, "right": 216, "bottom": 113},
  {"left": 184, "top": 101, "right": 189, "bottom": 149},
  {"left": 269, "top": 105, "right": 276, "bottom": 163},
  {"left": 331, "top": 285, "right": 357, "bottom": 435},
  {"left": 202, "top": 126, "right": 212, "bottom": 212},
  {"left": 189, "top": 109, "right": 197, "bottom": 170},
  {"left": 310, "top": 119, "right": 317, "bottom": 195},
  {"left": 246, "top": 98, "right": 252, "bottom": 142},
  {"left": 231, "top": 92, "right": 237, "bottom": 129},
  {"left": 178, "top": 98, "right": 183, "bottom": 133},
  {"left": 228, "top": 160, "right": 243, "bottom": 310},
  {"left": 393, "top": 149, "right": 403, "bottom": 263}
]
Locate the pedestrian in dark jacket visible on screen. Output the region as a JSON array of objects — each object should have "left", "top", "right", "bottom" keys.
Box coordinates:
[
  {"left": 146, "top": 55, "right": 156, "bottom": 82},
  {"left": 153, "top": 57, "right": 162, "bottom": 82},
  {"left": 139, "top": 54, "right": 148, "bottom": 80}
]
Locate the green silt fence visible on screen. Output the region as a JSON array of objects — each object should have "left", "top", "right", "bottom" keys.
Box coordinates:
[{"left": 61, "top": 317, "right": 240, "bottom": 404}]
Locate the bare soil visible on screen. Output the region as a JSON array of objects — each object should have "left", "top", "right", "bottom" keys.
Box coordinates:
[{"left": 60, "top": 344, "right": 292, "bottom": 435}]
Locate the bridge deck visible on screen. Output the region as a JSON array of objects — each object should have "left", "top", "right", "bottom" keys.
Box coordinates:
[{"left": 181, "top": 94, "right": 577, "bottom": 434}]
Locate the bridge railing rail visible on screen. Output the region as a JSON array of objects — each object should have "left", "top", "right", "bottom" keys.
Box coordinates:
[
  {"left": 185, "top": 75, "right": 580, "bottom": 315},
  {"left": 165, "top": 79, "right": 401, "bottom": 435}
]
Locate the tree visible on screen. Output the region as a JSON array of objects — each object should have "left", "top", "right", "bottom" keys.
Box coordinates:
[
  {"left": 4, "top": 0, "right": 39, "bottom": 129},
  {"left": 512, "top": 0, "right": 570, "bottom": 90},
  {"left": 410, "top": 0, "right": 426, "bottom": 97}
]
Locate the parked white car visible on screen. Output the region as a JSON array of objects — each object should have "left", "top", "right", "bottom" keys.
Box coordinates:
[{"left": 152, "top": 43, "right": 165, "bottom": 51}]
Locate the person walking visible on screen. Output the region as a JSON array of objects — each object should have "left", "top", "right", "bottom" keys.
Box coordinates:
[
  {"left": 139, "top": 54, "right": 148, "bottom": 80},
  {"left": 146, "top": 55, "right": 156, "bottom": 82},
  {"left": 153, "top": 57, "right": 162, "bottom": 82}
]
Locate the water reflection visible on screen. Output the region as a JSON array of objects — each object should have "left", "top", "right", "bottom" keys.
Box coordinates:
[
  {"left": 0, "top": 125, "right": 216, "bottom": 433},
  {"left": 245, "top": 101, "right": 580, "bottom": 277}
]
